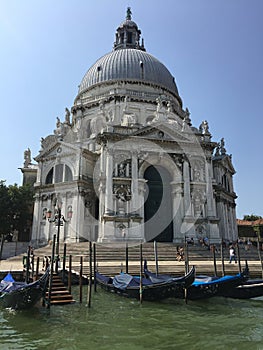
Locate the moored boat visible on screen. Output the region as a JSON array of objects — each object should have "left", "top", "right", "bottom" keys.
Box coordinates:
[
  {"left": 188, "top": 272, "right": 249, "bottom": 300},
  {"left": 95, "top": 265, "right": 195, "bottom": 301},
  {"left": 220, "top": 279, "right": 263, "bottom": 299},
  {"left": 144, "top": 264, "right": 249, "bottom": 300},
  {"left": 0, "top": 268, "right": 50, "bottom": 310}
]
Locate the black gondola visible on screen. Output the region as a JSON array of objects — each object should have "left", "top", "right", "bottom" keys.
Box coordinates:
[
  {"left": 0, "top": 268, "right": 50, "bottom": 310},
  {"left": 95, "top": 265, "right": 195, "bottom": 301},
  {"left": 144, "top": 264, "right": 249, "bottom": 300},
  {"left": 188, "top": 272, "right": 249, "bottom": 300},
  {"left": 220, "top": 279, "right": 263, "bottom": 299}
]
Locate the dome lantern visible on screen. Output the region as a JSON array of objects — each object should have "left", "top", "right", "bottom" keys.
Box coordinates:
[{"left": 114, "top": 7, "right": 145, "bottom": 51}]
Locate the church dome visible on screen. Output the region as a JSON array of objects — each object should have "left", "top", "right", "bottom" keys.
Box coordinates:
[
  {"left": 78, "top": 49, "right": 179, "bottom": 97},
  {"left": 77, "top": 8, "right": 180, "bottom": 101}
]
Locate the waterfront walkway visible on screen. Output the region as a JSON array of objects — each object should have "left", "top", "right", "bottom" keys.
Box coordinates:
[{"left": 1, "top": 242, "right": 262, "bottom": 278}]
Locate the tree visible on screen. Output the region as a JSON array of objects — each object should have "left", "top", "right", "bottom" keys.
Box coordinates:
[
  {"left": 243, "top": 214, "right": 262, "bottom": 222},
  {"left": 8, "top": 183, "right": 34, "bottom": 240},
  {"left": 0, "top": 180, "right": 12, "bottom": 259},
  {"left": 0, "top": 181, "right": 34, "bottom": 242},
  {"left": 0, "top": 181, "right": 13, "bottom": 236}
]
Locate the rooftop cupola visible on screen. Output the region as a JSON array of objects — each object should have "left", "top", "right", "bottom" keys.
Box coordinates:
[{"left": 114, "top": 8, "right": 145, "bottom": 51}]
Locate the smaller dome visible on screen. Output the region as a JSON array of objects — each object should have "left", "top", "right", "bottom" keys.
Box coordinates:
[{"left": 119, "top": 19, "right": 138, "bottom": 28}]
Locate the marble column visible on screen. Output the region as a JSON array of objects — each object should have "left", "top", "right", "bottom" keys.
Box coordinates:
[
  {"left": 131, "top": 151, "right": 138, "bottom": 213},
  {"left": 105, "top": 149, "right": 113, "bottom": 214},
  {"left": 183, "top": 160, "right": 192, "bottom": 217},
  {"left": 171, "top": 182, "right": 184, "bottom": 243},
  {"left": 31, "top": 193, "right": 42, "bottom": 245},
  {"left": 205, "top": 159, "right": 216, "bottom": 217}
]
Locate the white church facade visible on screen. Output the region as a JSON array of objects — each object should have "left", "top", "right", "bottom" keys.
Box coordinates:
[{"left": 23, "top": 9, "right": 238, "bottom": 246}]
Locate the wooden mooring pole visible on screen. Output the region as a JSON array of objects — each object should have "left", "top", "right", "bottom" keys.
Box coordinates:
[
  {"left": 184, "top": 239, "right": 189, "bottom": 304},
  {"left": 25, "top": 246, "right": 31, "bottom": 283},
  {"left": 236, "top": 243, "right": 242, "bottom": 274},
  {"left": 257, "top": 237, "right": 263, "bottom": 278},
  {"left": 31, "top": 253, "right": 35, "bottom": 280},
  {"left": 125, "top": 243, "right": 129, "bottom": 274},
  {"left": 79, "top": 256, "right": 83, "bottom": 303},
  {"left": 220, "top": 241, "right": 225, "bottom": 276},
  {"left": 93, "top": 243, "right": 97, "bottom": 292},
  {"left": 35, "top": 256, "right": 40, "bottom": 281},
  {"left": 62, "top": 243, "right": 67, "bottom": 284},
  {"left": 139, "top": 243, "right": 143, "bottom": 304},
  {"left": 87, "top": 241, "right": 92, "bottom": 308},
  {"left": 184, "top": 239, "right": 189, "bottom": 274},
  {"left": 46, "top": 234, "right": 56, "bottom": 309},
  {"left": 68, "top": 254, "right": 72, "bottom": 295},
  {"left": 212, "top": 245, "right": 217, "bottom": 276},
  {"left": 154, "top": 241, "right": 159, "bottom": 276}
]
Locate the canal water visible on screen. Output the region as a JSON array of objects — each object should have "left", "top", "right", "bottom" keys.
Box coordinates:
[{"left": 0, "top": 286, "right": 262, "bottom": 350}]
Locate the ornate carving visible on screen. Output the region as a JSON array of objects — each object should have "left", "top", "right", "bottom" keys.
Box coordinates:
[
  {"left": 113, "top": 184, "right": 131, "bottom": 202},
  {"left": 190, "top": 158, "right": 205, "bottom": 182},
  {"left": 118, "top": 162, "right": 126, "bottom": 177},
  {"left": 170, "top": 153, "right": 184, "bottom": 170},
  {"left": 191, "top": 188, "right": 206, "bottom": 217},
  {"left": 54, "top": 116, "right": 70, "bottom": 140},
  {"left": 79, "top": 189, "right": 95, "bottom": 208},
  {"left": 195, "top": 223, "right": 207, "bottom": 237},
  {"left": 41, "top": 135, "right": 57, "bottom": 150},
  {"left": 113, "top": 156, "right": 131, "bottom": 178},
  {"left": 41, "top": 194, "right": 51, "bottom": 201}
]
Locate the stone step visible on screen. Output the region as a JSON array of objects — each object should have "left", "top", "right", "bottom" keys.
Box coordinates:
[{"left": 44, "top": 273, "right": 75, "bottom": 306}]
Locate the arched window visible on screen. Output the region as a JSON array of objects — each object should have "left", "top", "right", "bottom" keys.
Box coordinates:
[
  {"left": 222, "top": 174, "right": 230, "bottom": 192},
  {"left": 45, "top": 164, "right": 73, "bottom": 184},
  {"left": 46, "top": 168, "right": 53, "bottom": 184}
]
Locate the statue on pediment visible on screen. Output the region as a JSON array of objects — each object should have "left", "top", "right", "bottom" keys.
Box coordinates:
[
  {"left": 23, "top": 148, "right": 31, "bottom": 167},
  {"left": 65, "top": 108, "right": 71, "bottom": 125},
  {"left": 199, "top": 120, "right": 210, "bottom": 135},
  {"left": 220, "top": 138, "right": 226, "bottom": 155}
]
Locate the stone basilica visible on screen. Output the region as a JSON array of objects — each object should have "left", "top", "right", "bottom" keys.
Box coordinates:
[{"left": 23, "top": 9, "right": 238, "bottom": 246}]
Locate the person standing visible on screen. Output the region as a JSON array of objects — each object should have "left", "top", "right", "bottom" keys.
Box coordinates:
[{"left": 229, "top": 246, "right": 237, "bottom": 263}]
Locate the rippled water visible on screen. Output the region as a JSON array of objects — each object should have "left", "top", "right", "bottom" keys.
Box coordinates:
[{"left": 0, "top": 287, "right": 263, "bottom": 350}]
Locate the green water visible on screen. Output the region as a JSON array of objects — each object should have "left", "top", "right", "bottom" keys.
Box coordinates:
[{"left": 0, "top": 287, "right": 263, "bottom": 350}]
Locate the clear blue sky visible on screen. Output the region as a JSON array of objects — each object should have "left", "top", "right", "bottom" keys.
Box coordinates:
[{"left": 0, "top": 0, "right": 262, "bottom": 219}]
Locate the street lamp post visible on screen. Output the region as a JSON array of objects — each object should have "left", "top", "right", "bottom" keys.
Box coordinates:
[{"left": 46, "top": 201, "right": 69, "bottom": 273}]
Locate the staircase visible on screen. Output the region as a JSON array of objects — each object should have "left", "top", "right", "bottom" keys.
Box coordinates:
[
  {"left": 45, "top": 274, "right": 75, "bottom": 306},
  {"left": 56, "top": 242, "right": 263, "bottom": 278},
  {"left": 1, "top": 241, "right": 262, "bottom": 278}
]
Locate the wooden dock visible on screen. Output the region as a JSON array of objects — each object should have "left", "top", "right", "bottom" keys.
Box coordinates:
[{"left": 44, "top": 273, "right": 75, "bottom": 306}]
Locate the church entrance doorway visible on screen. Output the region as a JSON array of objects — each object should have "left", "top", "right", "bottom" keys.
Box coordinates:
[{"left": 144, "top": 165, "right": 173, "bottom": 242}]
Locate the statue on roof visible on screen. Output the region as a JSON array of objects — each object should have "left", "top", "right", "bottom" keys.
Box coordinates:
[
  {"left": 126, "top": 7, "right": 132, "bottom": 20},
  {"left": 199, "top": 120, "right": 210, "bottom": 135},
  {"left": 56, "top": 117, "right": 61, "bottom": 128},
  {"left": 24, "top": 148, "right": 31, "bottom": 167},
  {"left": 65, "top": 107, "right": 71, "bottom": 125},
  {"left": 220, "top": 138, "right": 226, "bottom": 155}
]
